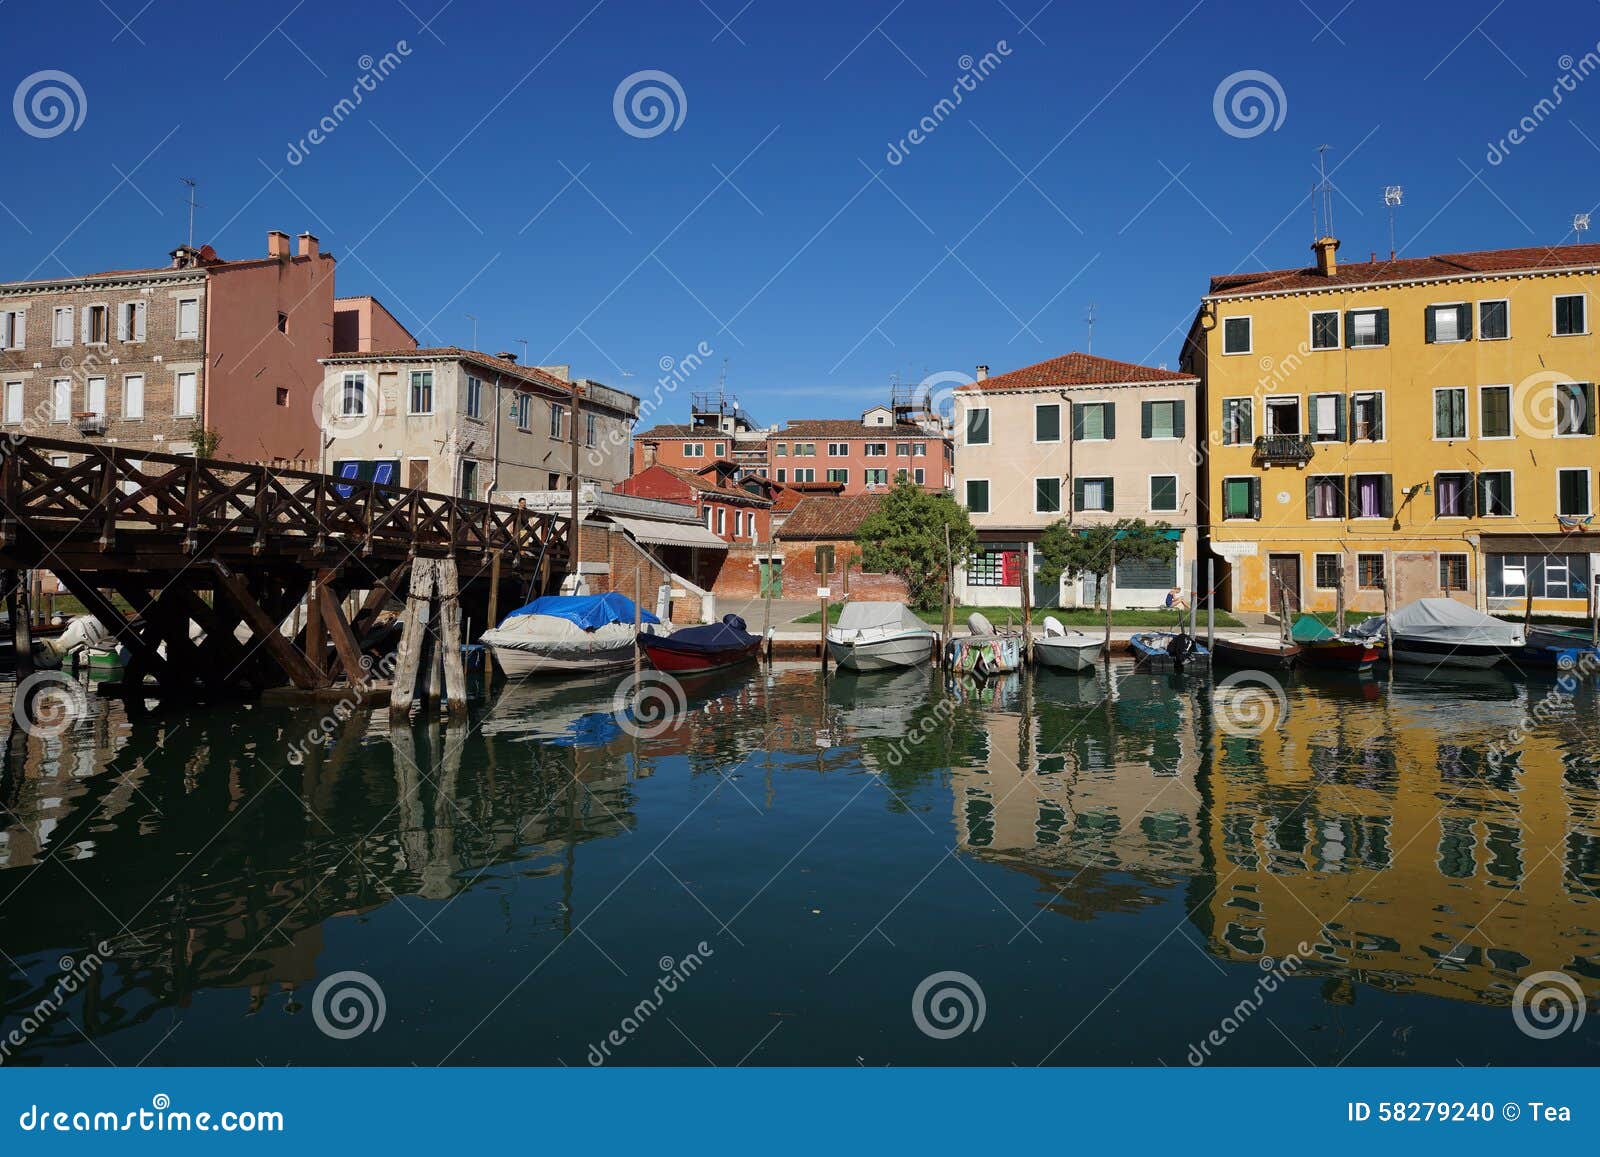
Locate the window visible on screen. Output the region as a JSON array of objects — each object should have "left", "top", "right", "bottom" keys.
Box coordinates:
[
  {"left": 1149, "top": 475, "right": 1178, "bottom": 512},
  {"left": 123, "top": 373, "right": 144, "bottom": 419},
  {"left": 86, "top": 376, "right": 106, "bottom": 417},
  {"left": 586, "top": 413, "right": 597, "bottom": 447},
  {"left": 774, "top": 443, "right": 788, "bottom": 457},
  {"left": 275, "top": 387, "right": 289, "bottom": 406},
  {"left": 1434, "top": 387, "right": 1467, "bottom": 439},
  {"left": 1439, "top": 554, "right": 1469, "bottom": 592},
  {"left": 1222, "top": 397, "right": 1253, "bottom": 444},
  {"left": 3, "top": 381, "right": 21, "bottom": 425},
  {"left": 464, "top": 376, "right": 483, "bottom": 419},
  {"left": 1035, "top": 403, "right": 1061, "bottom": 442},
  {"left": 408, "top": 371, "right": 433, "bottom": 414},
  {"left": 1310, "top": 310, "right": 1339, "bottom": 349},
  {"left": 964, "top": 479, "right": 990, "bottom": 513},
  {"left": 914, "top": 468, "right": 925, "bottom": 484},
  {"left": 1555, "top": 293, "right": 1587, "bottom": 335},
  {"left": 913, "top": 442, "right": 926, "bottom": 456},
  {"left": 546, "top": 401, "right": 563, "bottom": 437},
  {"left": 896, "top": 442, "right": 911, "bottom": 456},
  {"left": 341, "top": 373, "right": 366, "bottom": 416},
  {"left": 864, "top": 442, "right": 887, "bottom": 456},
  {"left": 965, "top": 407, "right": 990, "bottom": 445},
  {"left": 1308, "top": 393, "right": 1343, "bottom": 441},
  {"left": 965, "top": 548, "right": 1018, "bottom": 588},
  {"left": 1264, "top": 396, "right": 1300, "bottom": 436},
  {"left": 704, "top": 507, "right": 714, "bottom": 530},
  {"left": 1073, "top": 401, "right": 1115, "bottom": 440},
  {"left": 1556, "top": 382, "right": 1594, "bottom": 436},
  {"left": 1480, "top": 385, "right": 1512, "bottom": 438},
  {"left": 1425, "top": 303, "right": 1470, "bottom": 343},
  {"left": 1477, "top": 470, "right": 1513, "bottom": 516},
  {"left": 0, "top": 308, "right": 25, "bottom": 350},
  {"left": 1349, "top": 473, "right": 1392, "bottom": 519},
  {"left": 775, "top": 468, "right": 786, "bottom": 482},
  {"left": 716, "top": 507, "right": 726, "bottom": 535},
  {"left": 1345, "top": 308, "right": 1388, "bottom": 348},
  {"left": 84, "top": 304, "right": 109, "bottom": 344},
  {"left": 1488, "top": 552, "right": 1592, "bottom": 598},
  {"left": 1142, "top": 399, "right": 1184, "bottom": 439},
  {"left": 1434, "top": 471, "right": 1473, "bottom": 517},
  {"left": 827, "top": 468, "right": 849, "bottom": 484},
  {"left": 52, "top": 306, "right": 73, "bottom": 347},
  {"left": 1558, "top": 468, "right": 1591, "bottom": 517},
  {"left": 176, "top": 297, "right": 200, "bottom": 339},
  {"left": 827, "top": 442, "right": 848, "bottom": 456},
  {"left": 117, "top": 300, "right": 145, "bottom": 343},
  {"left": 714, "top": 441, "right": 727, "bottom": 457},
  {"left": 1222, "top": 476, "right": 1259, "bottom": 520},
  {"left": 794, "top": 468, "right": 817, "bottom": 483},
  {"left": 175, "top": 370, "right": 198, "bottom": 417},
  {"left": 1305, "top": 475, "right": 1344, "bottom": 519},
  {"left": 513, "top": 394, "right": 531, "bottom": 431},
  {"left": 814, "top": 545, "right": 835, "bottom": 575},
  {"left": 863, "top": 468, "right": 888, "bottom": 486},
  {"left": 1349, "top": 392, "right": 1383, "bottom": 441},
  {"left": 1074, "top": 476, "right": 1113, "bottom": 512},
  {"left": 460, "top": 459, "right": 480, "bottom": 499},
  {"left": 1358, "top": 554, "right": 1385, "bottom": 589},
  {"left": 1314, "top": 554, "right": 1341, "bottom": 589},
  {"left": 1035, "top": 477, "right": 1061, "bottom": 513},
  {"left": 276, "top": 311, "right": 288, "bottom": 334},
  {"left": 51, "top": 377, "right": 71, "bottom": 422},
  {"left": 1479, "top": 299, "right": 1509, "bottom": 340},
  {"left": 1222, "top": 315, "right": 1252, "bottom": 354},
  {"left": 683, "top": 442, "right": 704, "bottom": 457}
]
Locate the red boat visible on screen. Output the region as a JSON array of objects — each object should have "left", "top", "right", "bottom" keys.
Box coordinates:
[
  {"left": 638, "top": 615, "right": 763, "bottom": 675},
  {"left": 1291, "top": 615, "right": 1382, "bottom": 671}
]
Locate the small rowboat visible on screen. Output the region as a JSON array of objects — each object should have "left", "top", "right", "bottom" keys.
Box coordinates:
[
  {"left": 1290, "top": 615, "right": 1382, "bottom": 672},
  {"left": 638, "top": 614, "right": 763, "bottom": 675},
  {"left": 946, "top": 612, "right": 1022, "bottom": 677},
  {"left": 1030, "top": 615, "right": 1102, "bottom": 671},
  {"left": 1129, "top": 631, "right": 1209, "bottom": 670},
  {"left": 1211, "top": 633, "right": 1300, "bottom": 670}
]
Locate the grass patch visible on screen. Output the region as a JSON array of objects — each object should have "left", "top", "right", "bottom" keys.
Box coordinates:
[{"left": 793, "top": 603, "right": 1242, "bottom": 628}]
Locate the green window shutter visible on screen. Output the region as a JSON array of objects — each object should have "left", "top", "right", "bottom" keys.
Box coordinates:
[
  {"left": 1249, "top": 478, "right": 1261, "bottom": 519},
  {"left": 1424, "top": 307, "right": 1437, "bottom": 344},
  {"left": 1463, "top": 474, "right": 1477, "bottom": 518},
  {"left": 1333, "top": 394, "right": 1346, "bottom": 440},
  {"left": 1371, "top": 395, "right": 1385, "bottom": 440},
  {"left": 1241, "top": 398, "right": 1253, "bottom": 441},
  {"left": 1173, "top": 400, "right": 1186, "bottom": 439},
  {"left": 1103, "top": 404, "right": 1117, "bottom": 439},
  {"left": 1433, "top": 478, "right": 1442, "bottom": 519},
  {"left": 1141, "top": 400, "right": 1153, "bottom": 438},
  {"left": 1375, "top": 309, "right": 1390, "bottom": 345},
  {"left": 1380, "top": 475, "right": 1394, "bottom": 517},
  {"left": 1344, "top": 310, "right": 1357, "bottom": 348},
  {"left": 1305, "top": 476, "right": 1315, "bottom": 519},
  {"left": 1073, "top": 478, "right": 1085, "bottom": 511},
  {"left": 1071, "top": 404, "right": 1084, "bottom": 441},
  {"left": 1585, "top": 384, "right": 1596, "bottom": 435},
  {"left": 1103, "top": 478, "right": 1115, "bottom": 511},
  {"left": 1434, "top": 390, "right": 1449, "bottom": 437},
  {"left": 1458, "top": 303, "right": 1473, "bottom": 341},
  {"left": 1333, "top": 476, "right": 1345, "bottom": 518}
]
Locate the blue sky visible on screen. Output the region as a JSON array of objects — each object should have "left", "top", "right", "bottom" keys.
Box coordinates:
[{"left": 6, "top": 0, "right": 1599, "bottom": 420}]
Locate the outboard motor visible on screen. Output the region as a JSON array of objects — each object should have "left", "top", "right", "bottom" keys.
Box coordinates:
[{"left": 1165, "top": 632, "right": 1196, "bottom": 667}]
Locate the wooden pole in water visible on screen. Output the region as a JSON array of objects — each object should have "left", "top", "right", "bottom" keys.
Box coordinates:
[
  {"left": 634, "top": 566, "right": 643, "bottom": 678},
  {"left": 1205, "top": 557, "right": 1215, "bottom": 651},
  {"left": 819, "top": 587, "right": 829, "bottom": 676},
  {"left": 1524, "top": 571, "right": 1534, "bottom": 635},
  {"left": 1592, "top": 581, "right": 1598, "bottom": 649},
  {"left": 1382, "top": 550, "right": 1394, "bottom": 649},
  {"left": 761, "top": 538, "right": 773, "bottom": 664},
  {"left": 1336, "top": 569, "right": 1346, "bottom": 636},
  {"left": 1019, "top": 551, "right": 1033, "bottom": 664},
  {"left": 1103, "top": 544, "right": 1115, "bottom": 660},
  {"left": 941, "top": 524, "right": 954, "bottom": 668},
  {"left": 1188, "top": 556, "right": 1198, "bottom": 640}
]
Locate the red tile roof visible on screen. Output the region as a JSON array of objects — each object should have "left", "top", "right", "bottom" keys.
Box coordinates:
[
  {"left": 628, "top": 464, "right": 773, "bottom": 506},
  {"left": 780, "top": 418, "right": 939, "bottom": 438},
  {"left": 775, "top": 493, "right": 887, "bottom": 540},
  {"left": 322, "top": 346, "right": 574, "bottom": 392},
  {"left": 1209, "top": 242, "right": 1600, "bottom": 298},
  {"left": 633, "top": 423, "right": 696, "bottom": 439},
  {"left": 958, "top": 351, "right": 1195, "bottom": 392}
]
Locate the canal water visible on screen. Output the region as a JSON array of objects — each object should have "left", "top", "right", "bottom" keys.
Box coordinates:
[{"left": 1, "top": 659, "right": 1597, "bottom": 1067}]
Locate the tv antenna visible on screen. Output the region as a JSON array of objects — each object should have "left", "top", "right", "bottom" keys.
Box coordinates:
[
  {"left": 1314, "top": 145, "right": 1334, "bottom": 238},
  {"left": 180, "top": 178, "right": 200, "bottom": 248},
  {"left": 464, "top": 313, "right": 478, "bottom": 349},
  {"left": 1085, "top": 301, "right": 1098, "bottom": 354},
  {"left": 1575, "top": 212, "right": 1591, "bottom": 238},
  {"left": 515, "top": 337, "right": 529, "bottom": 366},
  {"left": 1384, "top": 185, "right": 1403, "bottom": 259}
]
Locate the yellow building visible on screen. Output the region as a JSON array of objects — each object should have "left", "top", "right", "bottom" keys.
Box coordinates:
[{"left": 1183, "top": 238, "right": 1600, "bottom": 615}]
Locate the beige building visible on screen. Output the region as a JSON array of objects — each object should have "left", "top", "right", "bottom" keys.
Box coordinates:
[
  {"left": 952, "top": 352, "right": 1200, "bottom": 609},
  {"left": 316, "top": 347, "right": 638, "bottom": 499}
]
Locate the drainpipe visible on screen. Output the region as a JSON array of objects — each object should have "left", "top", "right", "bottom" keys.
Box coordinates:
[
  {"left": 486, "top": 372, "right": 504, "bottom": 502},
  {"left": 1060, "top": 390, "right": 1073, "bottom": 526}
]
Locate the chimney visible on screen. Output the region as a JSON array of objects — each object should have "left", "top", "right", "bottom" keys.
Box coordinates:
[
  {"left": 975, "top": 364, "right": 989, "bottom": 382},
  {"left": 267, "top": 230, "right": 290, "bottom": 259},
  {"left": 496, "top": 350, "right": 517, "bottom": 363},
  {"left": 1312, "top": 236, "right": 1340, "bottom": 277},
  {"left": 297, "top": 232, "right": 319, "bottom": 259},
  {"left": 643, "top": 442, "right": 657, "bottom": 467}
]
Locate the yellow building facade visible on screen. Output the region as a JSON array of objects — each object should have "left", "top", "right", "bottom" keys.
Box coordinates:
[{"left": 1184, "top": 239, "right": 1600, "bottom": 615}]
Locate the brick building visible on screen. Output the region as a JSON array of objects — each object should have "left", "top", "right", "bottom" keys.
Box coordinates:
[
  {"left": 0, "top": 229, "right": 334, "bottom": 462},
  {"left": 766, "top": 492, "right": 911, "bottom": 601},
  {"left": 332, "top": 295, "right": 416, "bottom": 353},
  {"left": 616, "top": 460, "right": 775, "bottom": 544}
]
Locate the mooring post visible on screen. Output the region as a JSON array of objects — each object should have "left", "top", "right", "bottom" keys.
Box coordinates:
[
  {"left": 436, "top": 558, "right": 468, "bottom": 716},
  {"left": 7, "top": 569, "right": 33, "bottom": 679},
  {"left": 390, "top": 559, "right": 433, "bottom": 717}
]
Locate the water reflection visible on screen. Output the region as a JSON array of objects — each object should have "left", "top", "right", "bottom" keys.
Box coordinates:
[{"left": 0, "top": 657, "right": 1597, "bottom": 1065}]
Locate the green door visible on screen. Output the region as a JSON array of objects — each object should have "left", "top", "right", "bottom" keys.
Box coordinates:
[{"left": 759, "top": 559, "right": 783, "bottom": 597}]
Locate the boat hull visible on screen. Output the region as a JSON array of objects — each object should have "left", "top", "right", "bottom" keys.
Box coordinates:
[
  {"left": 1130, "top": 633, "right": 1209, "bottom": 669},
  {"left": 1032, "top": 638, "right": 1102, "bottom": 671},
  {"left": 1211, "top": 638, "right": 1300, "bottom": 670},
  {"left": 1298, "top": 640, "right": 1381, "bottom": 671},
  {"left": 1389, "top": 637, "right": 1513, "bottom": 669},
  {"left": 946, "top": 635, "right": 1021, "bottom": 676},
  {"left": 827, "top": 632, "right": 937, "bottom": 671},
  {"left": 489, "top": 642, "right": 636, "bottom": 676},
  {"left": 639, "top": 635, "right": 762, "bottom": 675}
]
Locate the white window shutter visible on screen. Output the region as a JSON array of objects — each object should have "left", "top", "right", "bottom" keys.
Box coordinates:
[
  {"left": 135, "top": 302, "right": 146, "bottom": 342},
  {"left": 14, "top": 310, "right": 23, "bottom": 350},
  {"left": 116, "top": 304, "right": 128, "bottom": 342},
  {"left": 80, "top": 306, "right": 91, "bottom": 344}
]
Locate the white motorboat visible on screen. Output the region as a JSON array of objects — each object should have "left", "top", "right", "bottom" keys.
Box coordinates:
[
  {"left": 480, "top": 593, "right": 661, "bottom": 676},
  {"left": 826, "top": 601, "right": 938, "bottom": 671},
  {"left": 1350, "top": 598, "right": 1523, "bottom": 669},
  {"left": 1030, "top": 615, "right": 1103, "bottom": 671}
]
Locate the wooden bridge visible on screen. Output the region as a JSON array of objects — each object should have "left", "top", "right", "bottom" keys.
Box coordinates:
[{"left": 0, "top": 435, "right": 573, "bottom": 711}]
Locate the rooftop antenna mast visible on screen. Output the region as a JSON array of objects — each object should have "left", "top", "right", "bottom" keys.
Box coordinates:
[
  {"left": 180, "top": 178, "right": 200, "bottom": 248},
  {"left": 1574, "top": 212, "right": 1591, "bottom": 241},
  {"left": 1315, "top": 145, "right": 1334, "bottom": 238},
  {"left": 1085, "top": 301, "right": 1098, "bottom": 354},
  {"left": 1384, "top": 186, "right": 1403, "bottom": 260},
  {"left": 515, "top": 337, "right": 529, "bottom": 365},
  {"left": 464, "top": 313, "right": 478, "bottom": 349}
]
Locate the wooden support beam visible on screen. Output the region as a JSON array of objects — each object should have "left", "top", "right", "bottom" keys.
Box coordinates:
[
  {"left": 6, "top": 570, "right": 33, "bottom": 680},
  {"left": 318, "top": 585, "right": 369, "bottom": 685},
  {"left": 210, "top": 561, "right": 324, "bottom": 690},
  {"left": 305, "top": 577, "right": 327, "bottom": 682},
  {"left": 51, "top": 568, "right": 168, "bottom": 678}
]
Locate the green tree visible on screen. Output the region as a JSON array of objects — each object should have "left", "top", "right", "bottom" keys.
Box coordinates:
[
  {"left": 1035, "top": 518, "right": 1177, "bottom": 610},
  {"left": 855, "top": 478, "right": 976, "bottom": 611}
]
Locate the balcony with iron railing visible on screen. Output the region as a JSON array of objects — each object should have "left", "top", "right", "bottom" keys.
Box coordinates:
[
  {"left": 73, "top": 411, "right": 106, "bottom": 436},
  {"left": 1252, "top": 434, "right": 1314, "bottom": 466}
]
